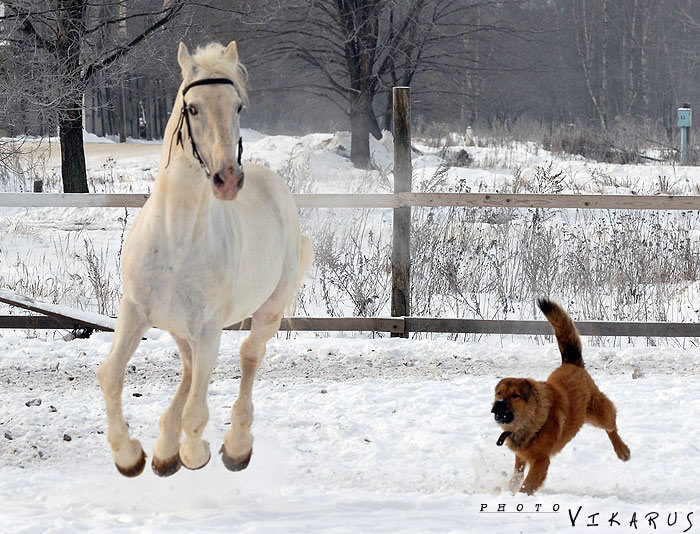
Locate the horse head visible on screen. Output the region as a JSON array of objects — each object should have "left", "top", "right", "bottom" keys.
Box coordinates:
[{"left": 176, "top": 41, "right": 248, "bottom": 201}]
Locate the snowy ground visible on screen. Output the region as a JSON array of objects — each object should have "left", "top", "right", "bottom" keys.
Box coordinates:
[
  {"left": 1, "top": 332, "right": 699, "bottom": 532},
  {"left": 1, "top": 130, "right": 700, "bottom": 532}
]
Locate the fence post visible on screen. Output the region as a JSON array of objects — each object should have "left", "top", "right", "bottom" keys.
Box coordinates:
[{"left": 392, "top": 87, "right": 411, "bottom": 338}]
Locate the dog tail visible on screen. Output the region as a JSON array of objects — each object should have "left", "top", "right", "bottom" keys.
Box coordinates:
[{"left": 537, "top": 298, "right": 584, "bottom": 367}]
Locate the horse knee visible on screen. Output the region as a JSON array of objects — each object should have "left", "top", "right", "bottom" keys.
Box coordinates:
[
  {"left": 97, "top": 360, "right": 123, "bottom": 395},
  {"left": 240, "top": 338, "right": 265, "bottom": 363}
]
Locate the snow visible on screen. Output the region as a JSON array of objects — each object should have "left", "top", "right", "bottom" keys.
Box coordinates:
[
  {"left": 1, "top": 333, "right": 699, "bottom": 532},
  {"left": 1, "top": 129, "right": 700, "bottom": 532}
]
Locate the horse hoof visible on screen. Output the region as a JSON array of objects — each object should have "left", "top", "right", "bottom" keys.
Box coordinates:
[
  {"left": 181, "top": 450, "right": 211, "bottom": 471},
  {"left": 220, "top": 445, "right": 252, "bottom": 472},
  {"left": 152, "top": 453, "right": 181, "bottom": 477},
  {"left": 115, "top": 448, "right": 147, "bottom": 478}
]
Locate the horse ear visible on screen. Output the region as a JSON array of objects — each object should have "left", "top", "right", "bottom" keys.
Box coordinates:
[
  {"left": 177, "top": 42, "right": 195, "bottom": 78},
  {"left": 224, "top": 41, "right": 239, "bottom": 64}
]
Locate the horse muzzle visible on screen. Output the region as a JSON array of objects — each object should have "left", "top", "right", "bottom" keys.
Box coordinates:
[{"left": 212, "top": 165, "right": 245, "bottom": 201}]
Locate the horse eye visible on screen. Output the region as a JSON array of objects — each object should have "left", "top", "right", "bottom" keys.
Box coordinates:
[
  {"left": 188, "top": 105, "right": 198, "bottom": 116},
  {"left": 511, "top": 394, "right": 520, "bottom": 399}
]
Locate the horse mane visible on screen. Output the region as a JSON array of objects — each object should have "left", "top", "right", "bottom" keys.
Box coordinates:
[{"left": 191, "top": 43, "right": 249, "bottom": 105}]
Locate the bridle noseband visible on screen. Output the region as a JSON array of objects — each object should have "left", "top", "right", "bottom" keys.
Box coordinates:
[{"left": 166, "top": 77, "right": 243, "bottom": 176}]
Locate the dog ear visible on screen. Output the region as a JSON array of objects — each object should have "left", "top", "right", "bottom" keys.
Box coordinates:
[
  {"left": 520, "top": 379, "right": 534, "bottom": 401},
  {"left": 495, "top": 378, "right": 507, "bottom": 394}
]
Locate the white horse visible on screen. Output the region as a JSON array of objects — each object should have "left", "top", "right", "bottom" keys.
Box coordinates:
[{"left": 97, "top": 41, "right": 312, "bottom": 477}]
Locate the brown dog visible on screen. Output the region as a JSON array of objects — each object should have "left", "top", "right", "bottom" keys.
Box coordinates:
[{"left": 492, "top": 298, "right": 630, "bottom": 495}]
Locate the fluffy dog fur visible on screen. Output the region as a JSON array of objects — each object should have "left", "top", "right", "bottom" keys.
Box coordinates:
[{"left": 491, "top": 298, "right": 630, "bottom": 495}]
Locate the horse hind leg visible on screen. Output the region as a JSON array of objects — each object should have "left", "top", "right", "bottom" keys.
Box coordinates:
[
  {"left": 221, "top": 236, "right": 311, "bottom": 471},
  {"left": 220, "top": 308, "right": 282, "bottom": 471},
  {"left": 97, "top": 298, "right": 149, "bottom": 477},
  {"left": 152, "top": 335, "right": 192, "bottom": 477}
]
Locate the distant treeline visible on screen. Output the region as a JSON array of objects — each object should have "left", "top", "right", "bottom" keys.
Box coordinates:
[{"left": 1, "top": 1, "right": 698, "bottom": 142}]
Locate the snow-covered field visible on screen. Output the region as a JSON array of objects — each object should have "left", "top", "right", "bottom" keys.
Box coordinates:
[
  {"left": 1, "top": 130, "right": 700, "bottom": 532},
  {"left": 1, "top": 333, "right": 699, "bottom": 532}
]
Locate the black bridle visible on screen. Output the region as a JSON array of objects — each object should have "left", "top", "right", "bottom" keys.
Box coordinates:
[{"left": 166, "top": 77, "right": 243, "bottom": 176}]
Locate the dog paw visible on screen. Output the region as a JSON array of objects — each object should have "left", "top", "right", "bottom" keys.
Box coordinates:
[{"left": 617, "top": 445, "right": 631, "bottom": 462}]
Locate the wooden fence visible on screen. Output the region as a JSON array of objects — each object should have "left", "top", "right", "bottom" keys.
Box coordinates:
[
  {"left": 2, "top": 86, "right": 699, "bottom": 338},
  {"left": 1, "top": 190, "right": 700, "bottom": 338},
  {"left": 1, "top": 192, "right": 700, "bottom": 210}
]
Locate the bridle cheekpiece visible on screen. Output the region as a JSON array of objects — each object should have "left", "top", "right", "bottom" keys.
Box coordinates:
[{"left": 166, "top": 77, "right": 243, "bottom": 175}]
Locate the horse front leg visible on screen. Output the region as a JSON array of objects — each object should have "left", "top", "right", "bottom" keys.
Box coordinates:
[
  {"left": 152, "top": 335, "right": 192, "bottom": 477},
  {"left": 178, "top": 323, "right": 222, "bottom": 470},
  {"left": 221, "top": 309, "right": 282, "bottom": 471},
  {"left": 97, "top": 298, "right": 149, "bottom": 477}
]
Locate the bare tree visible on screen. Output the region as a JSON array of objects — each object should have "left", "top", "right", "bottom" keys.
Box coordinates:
[
  {"left": 254, "top": 0, "right": 519, "bottom": 168},
  {"left": 1, "top": 1, "right": 186, "bottom": 192},
  {"left": 570, "top": 0, "right": 609, "bottom": 131}
]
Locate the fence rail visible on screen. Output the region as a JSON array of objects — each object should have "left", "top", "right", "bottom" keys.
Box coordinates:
[
  {"left": 1, "top": 314, "right": 698, "bottom": 337},
  {"left": 2, "top": 192, "right": 700, "bottom": 210}
]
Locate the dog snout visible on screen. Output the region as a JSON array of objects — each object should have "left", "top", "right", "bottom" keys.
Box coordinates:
[
  {"left": 492, "top": 399, "right": 507, "bottom": 414},
  {"left": 492, "top": 400, "right": 514, "bottom": 424}
]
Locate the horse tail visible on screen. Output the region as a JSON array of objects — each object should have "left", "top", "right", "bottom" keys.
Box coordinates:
[
  {"left": 297, "top": 234, "right": 314, "bottom": 289},
  {"left": 537, "top": 298, "right": 584, "bottom": 368},
  {"left": 284, "top": 234, "right": 314, "bottom": 323}
]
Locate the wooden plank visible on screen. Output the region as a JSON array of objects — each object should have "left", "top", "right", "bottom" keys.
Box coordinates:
[
  {"left": 405, "top": 318, "right": 700, "bottom": 337},
  {"left": 0, "top": 193, "right": 149, "bottom": 208},
  {"left": 2, "top": 192, "right": 700, "bottom": 210},
  {"left": 1, "top": 313, "right": 697, "bottom": 337},
  {"left": 0, "top": 289, "right": 117, "bottom": 332},
  {"left": 392, "top": 87, "right": 412, "bottom": 338},
  {"left": 226, "top": 317, "right": 405, "bottom": 333},
  {"left": 0, "top": 315, "right": 84, "bottom": 329},
  {"left": 0, "top": 288, "right": 160, "bottom": 338},
  {"left": 398, "top": 193, "right": 700, "bottom": 211},
  {"left": 576, "top": 321, "right": 700, "bottom": 337},
  {"left": 407, "top": 318, "right": 552, "bottom": 335},
  {"left": 0, "top": 315, "right": 404, "bottom": 334},
  {"left": 294, "top": 194, "right": 398, "bottom": 209}
]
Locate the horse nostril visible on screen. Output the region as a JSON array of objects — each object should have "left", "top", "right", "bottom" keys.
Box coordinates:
[
  {"left": 237, "top": 172, "right": 245, "bottom": 190},
  {"left": 213, "top": 173, "right": 224, "bottom": 187}
]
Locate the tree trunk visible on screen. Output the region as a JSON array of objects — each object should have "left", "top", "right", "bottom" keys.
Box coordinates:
[
  {"left": 349, "top": 90, "right": 381, "bottom": 169},
  {"left": 350, "top": 109, "right": 371, "bottom": 168},
  {"left": 600, "top": 0, "right": 609, "bottom": 128},
  {"left": 337, "top": 0, "right": 382, "bottom": 168},
  {"left": 84, "top": 85, "right": 94, "bottom": 135},
  {"left": 118, "top": 81, "right": 127, "bottom": 143},
  {"left": 98, "top": 76, "right": 108, "bottom": 137},
  {"left": 383, "top": 90, "right": 393, "bottom": 131},
  {"left": 59, "top": 102, "right": 88, "bottom": 193},
  {"left": 56, "top": 0, "right": 89, "bottom": 193},
  {"left": 639, "top": 0, "right": 654, "bottom": 116},
  {"left": 624, "top": 0, "right": 640, "bottom": 117},
  {"left": 572, "top": 0, "right": 608, "bottom": 131}
]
